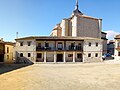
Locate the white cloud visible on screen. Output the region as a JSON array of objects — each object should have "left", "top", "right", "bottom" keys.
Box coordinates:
[{"left": 104, "top": 30, "right": 120, "bottom": 40}]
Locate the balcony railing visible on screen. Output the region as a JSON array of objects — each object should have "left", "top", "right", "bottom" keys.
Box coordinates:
[
  {"left": 68, "top": 45, "right": 82, "bottom": 51},
  {"left": 36, "top": 45, "right": 83, "bottom": 51},
  {"left": 36, "top": 46, "right": 51, "bottom": 51}
]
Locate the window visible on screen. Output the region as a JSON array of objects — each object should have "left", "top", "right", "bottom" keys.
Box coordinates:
[
  {"left": 28, "top": 41, "right": 31, "bottom": 46},
  {"left": 38, "top": 43, "right": 41, "bottom": 47},
  {"left": 70, "top": 43, "right": 75, "bottom": 50},
  {"left": 118, "top": 52, "right": 120, "bottom": 56},
  {"left": 77, "top": 54, "right": 82, "bottom": 58},
  {"left": 68, "top": 54, "right": 73, "bottom": 57},
  {"left": 7, "top": 55, "right": 9, "bottom": 60},
  {"left": 88, "top": 53, "right": 91, "bottom": 57},
  {"left": 37, "top": 53, "right": 42, "bottom": 58},
  {"left": 28, "top": 53, "right": 31, "bottom": 57},
  {"left": 20, "top": 42, "right": 23, "bottom": 46},
  {"left": 7, "top": 47, "right": 9, "bottom": 53},
  {"left": 118, "top": 42, "right": 120, "bottom": 47},
  {"left": 58, "top": 42, "right": 63, "bottom": 50},
  {"left": 71, "top": 43, "right": 75, "bottom": 47},
  {"left": 89, "top": 43, "right": 91, "bottom": 46},
  {"left": 45, "top": 42, "right": 49, "bottom": 47},
  {"left": 20, "top": 53, "right": 23, "bottom": 57},
  {"left": 78, "top": 43, "right": 81, "bottom": 46},
  {"left": 95, "top": 53, "right": 98, "bottom": 57},
  {"left": 77, "top": 43, "right": 82, "bottom": 50},
  {"left": 96, "top": 43, "right": 98, "bottom": 47}
]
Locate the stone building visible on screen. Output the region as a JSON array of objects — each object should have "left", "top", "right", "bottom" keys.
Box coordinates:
[
  {"left": 4, "top": 42, "right": 15, "bottom": 63},
  {"left": 50, "top": 0, "right": 107, "bottom": 54},
  {"left": 107, "top": 40, "right": 115, "bottom": 55},
  {"left": 0, "top": 38, "right": 14, "bottom": 63},
  {"left": 50, "top": 1, "right": 102, "bottom": 38},
  {"left": 101, "top": 32, "right": 108, "bottom": 54},
  {"left": 114, "top": 35, "right": 120, "bottom": 60}
]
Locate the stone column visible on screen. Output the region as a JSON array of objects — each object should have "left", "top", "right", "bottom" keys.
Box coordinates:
[
  {"left": 73, "top": 52, "right": 75, "bottom": 62},
  {"left": 63, "top": 52, "right": 66, "bottom": 63},
  {"left": 54, "top": 51, "right": 56, "bottom": 63},
  {"left": 44, "top": 52, "right": 47, "bottom": 63}
]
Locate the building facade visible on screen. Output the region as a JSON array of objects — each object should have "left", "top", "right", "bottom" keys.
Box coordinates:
[
  {"left": 4, "top": 42, "right": 15, "bottom": 63},
  {"left": 107, "top": 40, "right": 115, "bottom": 55},
  {"left": 0, "top": 38, "right": 14, "bottom": 63},
  {"left": 0, "top": 41, "right": 5, "bottom": 63},
  {"left": 114, "top": 35, "right": 120, "bottom": 60},
  {"left": 101, "top": 32, "right": 108, "bottom": 54},
  {"left": 15, "top": 37, "right": 103, "bottom": 64}
]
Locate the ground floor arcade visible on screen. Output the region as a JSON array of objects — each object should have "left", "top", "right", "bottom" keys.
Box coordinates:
[{"left": 36, "top": 51, "right": 83, "bottom": 63}]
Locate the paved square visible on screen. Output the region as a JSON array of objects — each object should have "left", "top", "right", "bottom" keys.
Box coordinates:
[{"left": 0, "top": 62, "right": 120, "bottom": 90}]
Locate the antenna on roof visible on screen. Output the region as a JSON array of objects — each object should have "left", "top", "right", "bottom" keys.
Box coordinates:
[{"left": 16, "top": 32, "right": 18, "bottom": 39}]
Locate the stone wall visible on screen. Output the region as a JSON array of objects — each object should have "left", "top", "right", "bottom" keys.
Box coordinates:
[{"left": 69, "top": 16, "right": 101, "bottom": 38}]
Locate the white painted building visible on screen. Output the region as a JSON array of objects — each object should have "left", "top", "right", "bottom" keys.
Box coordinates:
[
  {"left": 14, "top": 0, "right": 104, "bottom": 64},
  {"left": 14, "top": 36, "right": 103, "bottom": 63}
]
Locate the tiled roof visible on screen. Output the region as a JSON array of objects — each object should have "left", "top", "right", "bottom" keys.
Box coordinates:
[
  {"left": 115, "top": 34, "right": 120, "bottom": 39},
  {"left": 15, "top": 36, "right": 102, "bottom": 41}
]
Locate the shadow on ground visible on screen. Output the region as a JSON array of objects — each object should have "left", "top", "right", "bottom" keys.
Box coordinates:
[{"left": 0, "top": 63, "right": 33, "bottom": 75}]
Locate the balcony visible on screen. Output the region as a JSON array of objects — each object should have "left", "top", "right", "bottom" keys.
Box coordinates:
[
  {"left": 36, "top": 45, "right": 83, "bottom": 51},
  {"left": 36, "top": 46, "right": 51, "bottom": 51},
  {"left": 68, "top": 45, "right": 83, "bottom": 51}
]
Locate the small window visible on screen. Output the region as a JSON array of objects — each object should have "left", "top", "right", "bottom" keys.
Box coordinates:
[
  {"left": 28, "top": 41, "right": 31, "bottom": 46},
  {"left": 7, "top": 55, "right": 9, "bottom": 60},
  {"left": 88, "top": 53, "right": 91, "bottom": 57},
  {"left": 95, "top": 53, "right": 98, "bottom": 57},
  {"left": 37, "top": 53, "right": 42, "bottom": 58},
  {"left": 28, "top": 53, "right": 31, "bottom": 57},
  {"left": 20, "top": 42, "right": 23, "bottom": 46},
  {"left": 7, "top": 47, "right": 9, "bottom": 53},
  {"left": 77, "top": 54, "right": 82, "bottom": 58},
  {"left": 118, "top": 52, "right": 120, "bottom": 56},
  {"left": 68, "top": 54, "right": 73, "bottom": 57},
  {"left": 96, "top": 43, "right": 98, "bottom": 47},
  {"left": 20, "top": 53, "right": 23, "bottom": 57},
  {"left": 89, "top": 43, "right": 91, "bottom": 46}
]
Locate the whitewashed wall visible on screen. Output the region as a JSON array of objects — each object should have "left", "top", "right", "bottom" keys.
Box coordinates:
[
  {"left": 83, "top": 39, "right": 103, "bottom": 62},
  {"left": 15, "top": 39, "right": 36, "bottom": 62}
]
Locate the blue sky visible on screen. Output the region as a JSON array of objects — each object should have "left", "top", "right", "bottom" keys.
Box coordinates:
[{"left": 0, "top": 0, "right": 120, "bottom": 41}]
